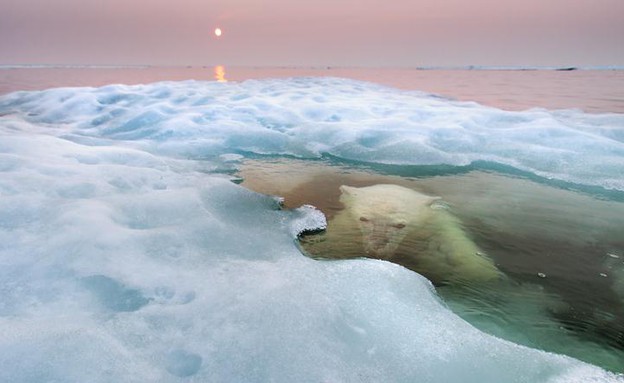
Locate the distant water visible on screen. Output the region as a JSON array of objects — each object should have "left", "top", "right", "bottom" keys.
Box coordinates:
[{"left": 1, "top": 66, "right": 623, "bottom": 113}]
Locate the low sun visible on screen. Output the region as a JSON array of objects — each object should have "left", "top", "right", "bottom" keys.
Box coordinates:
[{"left": 214, "top": 28, "right": 222, "bottom": 37}]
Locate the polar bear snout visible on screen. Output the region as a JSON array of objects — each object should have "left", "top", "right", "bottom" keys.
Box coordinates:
[{"left": 358, "top": 216, "right": 409, "bottom": 258}]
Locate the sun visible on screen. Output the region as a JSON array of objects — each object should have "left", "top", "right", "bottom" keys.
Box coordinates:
[{"left": 214, "top": 28, "right": 222, "bottom": 37}]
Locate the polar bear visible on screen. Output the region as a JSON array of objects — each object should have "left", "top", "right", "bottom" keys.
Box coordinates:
[{"left": 302, "top": 184, "right": 502, "bottom": 285}]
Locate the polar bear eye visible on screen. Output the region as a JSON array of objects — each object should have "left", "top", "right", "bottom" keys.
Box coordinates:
[
  {"left": 392, "top": 223, "right": 406, "bottom": 229},
  {"left": 359, "top": 217, "right": 369, "bottom": 222}
]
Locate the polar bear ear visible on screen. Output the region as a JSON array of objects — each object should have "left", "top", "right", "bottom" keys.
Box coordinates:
[{"left": 429, "top": 197, "right": 451, "bottom": 210}]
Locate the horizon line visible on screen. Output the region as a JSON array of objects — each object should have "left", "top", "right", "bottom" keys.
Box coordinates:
[{"left": 1, "top": 64, "right": 624, "bottom": 71}]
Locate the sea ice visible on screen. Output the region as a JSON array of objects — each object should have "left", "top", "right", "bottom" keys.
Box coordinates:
[
  {"left": 0, "top": 78, "right": 622, "bottom": 382},
  {"left": 1, "top": 77, "right": 622, "bottom": 190}
]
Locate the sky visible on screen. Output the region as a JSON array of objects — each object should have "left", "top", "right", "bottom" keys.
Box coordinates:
[{"left": 0, "top": 0, "right": 623, "bottom": 67}]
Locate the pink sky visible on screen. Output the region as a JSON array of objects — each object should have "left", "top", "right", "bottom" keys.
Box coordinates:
[{"left": 1, "top": 0, "right": 623, "bottom": 66}]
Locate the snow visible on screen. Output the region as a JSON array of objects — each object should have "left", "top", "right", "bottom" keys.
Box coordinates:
[
  {"left": 0, "top": 78, "right": 622, "bottom": 382},
  {"left": 2, "top": 77, "right": 623, "bottom": 190}
]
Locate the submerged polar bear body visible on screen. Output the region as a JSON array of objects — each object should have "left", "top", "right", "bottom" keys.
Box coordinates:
[{"left": 330, "top": 184, "right": 501, "bottom": 284}]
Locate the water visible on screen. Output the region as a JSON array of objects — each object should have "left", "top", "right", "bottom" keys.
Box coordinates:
[
  {"left": 239, "top": 157, "right": 624, "bottom": 372},
  {"left": 2, "top": 66, "right": 624, "bottom": 112},
  {"left": 1, "top": 67, "right": 623, "bottom": 380}
]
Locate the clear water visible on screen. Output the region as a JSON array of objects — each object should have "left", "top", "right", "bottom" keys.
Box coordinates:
[{"left": 239, "top": 157, "right": 624, "bottom": 372}]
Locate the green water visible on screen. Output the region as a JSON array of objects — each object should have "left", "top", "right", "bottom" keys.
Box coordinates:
[{"left": 238, "top": 157, "right": 624, "bottom": 373}]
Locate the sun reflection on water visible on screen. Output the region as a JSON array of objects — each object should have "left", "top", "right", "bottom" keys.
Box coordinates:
[{"left": 214, "top": 65, "right": 227, "bottom": 82}]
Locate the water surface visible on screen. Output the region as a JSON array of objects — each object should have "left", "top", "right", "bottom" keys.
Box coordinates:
[
  {"left": 239, "top": 157, "right": 624, "bottom": 372},
  {"left": 2, "top": 66, "right": 623, "bottom": 112}
]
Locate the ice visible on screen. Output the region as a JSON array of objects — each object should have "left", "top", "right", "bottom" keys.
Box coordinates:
[
  {"left": 287, "top": 204, "right": 328, "bottom": 236},
  {"left": 0, "top": 79, "right": 623, "bottom": 381},
  {"left": 81, "top": 275, "right": 150, "bottom": 312},
  {"left": 2, "top": 77, "right": 622, "bottom": 190},
  {"left": 165, "top": 349, "right": 203, "bottom": 377}
]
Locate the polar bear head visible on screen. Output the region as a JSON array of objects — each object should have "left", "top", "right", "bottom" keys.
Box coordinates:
[{"left": 339, "top": 184, "right": 440, "bottom": 258}]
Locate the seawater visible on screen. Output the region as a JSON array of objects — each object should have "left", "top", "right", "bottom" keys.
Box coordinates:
[
  {"left": 2, "top": 66, "right": 624, "bottom": 113},
  {"left": 238, "top": 157, "right": 624, "bottom": 372}
]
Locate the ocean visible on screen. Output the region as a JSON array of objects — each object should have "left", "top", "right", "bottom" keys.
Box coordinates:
[
  {"left": 0, "top": 66, "right": 622, "bottom": 381},
  {"left": 2, "top": 66, "right": 624, "bottom": 113}
]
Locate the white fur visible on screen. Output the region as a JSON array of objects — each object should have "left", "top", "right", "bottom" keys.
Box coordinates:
[{"left": 334, "top": 184, "right": 501, "bottom": 283}]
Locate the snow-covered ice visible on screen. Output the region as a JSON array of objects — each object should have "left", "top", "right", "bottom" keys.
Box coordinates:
[
  {"left": 0, "top": 78, "right": 623, "bottom": 382},
  {"left": 2, "top": 77, "right": 622, "bottom": 190}
]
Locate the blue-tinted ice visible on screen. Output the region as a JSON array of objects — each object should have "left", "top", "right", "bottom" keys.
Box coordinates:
[{"left": 0, "top": 78, "right": 622, "bottom": 381}]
